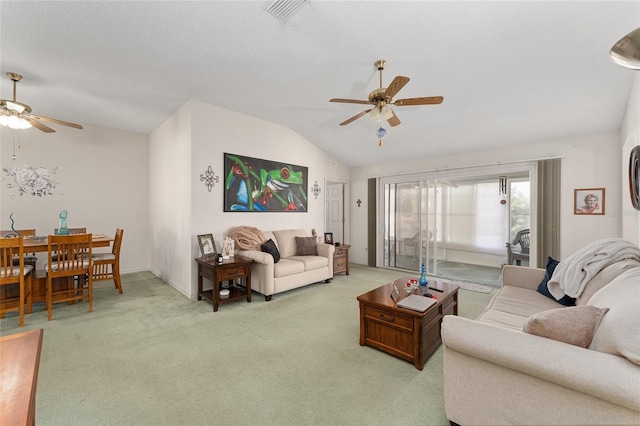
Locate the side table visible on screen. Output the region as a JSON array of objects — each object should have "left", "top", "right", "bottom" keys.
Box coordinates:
[
  {"left": 195, "top": 256, "right": 252, "bottom": 312},
  {"left": 333, "top": 244, "right": 350, "bottom": 275}
]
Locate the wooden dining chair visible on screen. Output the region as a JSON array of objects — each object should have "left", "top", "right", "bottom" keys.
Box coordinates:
[
  {"left": 1, "top": 229, "right": 38, "bottom": 269},
  {"left": 91, "top": 228, "right": 124, "bottom": 294},
  {"left": 0, "top": 237, "right": 33, "bottom": 327},
  {"left": 46, "top": 233, "right": 93, "bottom": 321},
  {"left": 51, "top": 227, "right": 87, "bottom": 262},
  {"left": 53, "top": 227, "right": 87, "bottom": 235}
]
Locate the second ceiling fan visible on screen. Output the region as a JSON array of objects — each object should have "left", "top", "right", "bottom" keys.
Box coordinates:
[{"left": 330, "top": 60, "right": 443, "bottom": 128}]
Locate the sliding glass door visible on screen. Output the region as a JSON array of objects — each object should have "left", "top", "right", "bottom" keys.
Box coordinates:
[
  {"left": 381, "top": 171, "right": 531, "bottom": 279},
  {"left": 382, "top": 179, "right": 439, "bottom": 274}
]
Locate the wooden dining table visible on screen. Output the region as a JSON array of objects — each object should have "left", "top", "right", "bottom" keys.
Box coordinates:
[
  {"left": 7, "top": 233, "right": 115, "bottom": 306},
  {"left": 22, "top": 234, "right": 113, "bottom": 252}
]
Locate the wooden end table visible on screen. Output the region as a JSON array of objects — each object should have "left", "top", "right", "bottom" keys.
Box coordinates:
[
  {"left": 195, "top": 256, "right": 252, "bottom": 312},
  {"left": 357, "top": 278, "right": 459, "bottom": 370},
  {"left": 333, "top": 244, "right": 350, "bottom": 275}
]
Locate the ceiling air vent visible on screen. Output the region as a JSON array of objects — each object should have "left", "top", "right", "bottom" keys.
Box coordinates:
[{"left": 264, "top": 0, "right": 307, "bottom": 22}]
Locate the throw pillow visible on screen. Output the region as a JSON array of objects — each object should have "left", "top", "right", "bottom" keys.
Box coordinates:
[
  {"left": 522, "top": 305, "right": 609, "bottom": 348},
  {"left": 260, "top": 239, "right": 280, "bottom": 263},
  {"left": 588, "top": 267, "right": 640, "bottom": 365},
  {"left": 295, "top": 236, "right": 318, "bottom": 256},
  {"left": 537, "top": 257, "right": 576, "bottom": 306}
]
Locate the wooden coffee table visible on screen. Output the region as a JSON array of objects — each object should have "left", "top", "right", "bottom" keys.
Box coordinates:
[{"left": 357, "top": 277, "right": 459, "bottom": 370}]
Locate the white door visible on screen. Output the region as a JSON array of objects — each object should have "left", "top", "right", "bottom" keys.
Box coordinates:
[{"left": 326, "top": 183, "right": 344, "bottom": 244}]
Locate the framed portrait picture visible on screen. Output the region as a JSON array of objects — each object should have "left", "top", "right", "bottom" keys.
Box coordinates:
[
  {"left": 324, "top": 232, "right": 334, "bottom": 244},
  {"left": 197, "top": 234, "right": 217, "bottom": 258},
  {"left": 574, "top": 188, "right": 605, "bottom": 215}
]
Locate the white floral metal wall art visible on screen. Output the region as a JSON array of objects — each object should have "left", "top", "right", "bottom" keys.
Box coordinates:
[{"left": 2, "top": 165, "right": 58, "bottom": 197}]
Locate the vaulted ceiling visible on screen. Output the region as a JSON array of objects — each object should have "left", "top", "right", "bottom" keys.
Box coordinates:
[{"left": 1, "top": 1, "right": 638, "bottom": 167}]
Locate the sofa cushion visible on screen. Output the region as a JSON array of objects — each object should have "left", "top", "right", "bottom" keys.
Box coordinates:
[
  {"left": 260, "top": 239, "right": 280, "bottom": 263},
  {"left": 576, "top": 259, "right": 640, "bottom": 305},
  {"left": 272, "top": 229, "right": 307, "bottom": 258},
  {"left": 588, "top": 267, "right": 640, "bottom": 365},
  {"left": 273, "top": 259, "right": 305, "bottom": 278},
  {"left": 537, "top": 257, "right": 576, "bottom": 306},
  {"left": 523, "top": 305, "right": 608, "bottom": 348},
  {"left": 289, "top": 255, "right": 328, "bottom": 271},
  {"left": 295, "top": 236, "right": 318, "bottom": 256},
  {"left": 477, "top": 285, "right": 564, "bottom": 331}
]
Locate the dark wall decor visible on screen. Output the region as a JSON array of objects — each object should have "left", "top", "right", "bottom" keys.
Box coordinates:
[
  {"left": 224, "top": 153, "right": 308, "bottom": 212},
  {"left": 630, "top": 146, "right": 640, "bottom": 211},
  {"left": 200, "top": 165, "right": 219, "bottom": 192}
]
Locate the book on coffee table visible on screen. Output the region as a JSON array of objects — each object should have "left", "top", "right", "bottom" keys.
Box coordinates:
[{"left": 397, "top": 294, "right": 436, "bottom": 312}]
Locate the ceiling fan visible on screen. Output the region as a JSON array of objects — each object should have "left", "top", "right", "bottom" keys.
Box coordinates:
[
  {"left": 0, "top": 72, "right": 83, "bottom": 133},
  {"left": 330, "top": 60, "right": 443, "bottom": 128}
]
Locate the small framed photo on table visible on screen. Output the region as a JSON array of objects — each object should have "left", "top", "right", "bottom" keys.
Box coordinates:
[
  {"left": 197, "top": 234, "right": 217, "bottom": 258},
  {"left": 324, "top": 232, "right": 334, "bottom": 244},
  {"left": 574, "top": 188, "right": 605, "bottom": 215}
]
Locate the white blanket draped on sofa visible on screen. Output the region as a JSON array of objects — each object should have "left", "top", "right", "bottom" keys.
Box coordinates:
[{"left": 548, "top": 238, "right": 640, "bottom": 299}]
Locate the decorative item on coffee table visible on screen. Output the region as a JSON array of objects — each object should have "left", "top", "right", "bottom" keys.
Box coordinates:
[{"left": 418, "top": 263, "right": 428, "bottom": 286}]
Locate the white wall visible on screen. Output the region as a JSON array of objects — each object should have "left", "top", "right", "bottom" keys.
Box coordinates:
[
  {"left": 350, "top": 130, "right": 625, "bottom": 265},
  {"left": 149, "top": 102, "right": 193, "bottom": 297},
  {"left": 150, "top": 99, "right": 350, "bottom": 299},
  {"left": 0, "top": 124, "right": 150, "bottom": 273}
]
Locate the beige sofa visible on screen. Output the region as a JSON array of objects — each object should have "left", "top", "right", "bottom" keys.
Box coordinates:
[
  {"left": 236, "top": 229, "right": 334, "bottom": 301},
  {"left": 442, "top": 261, "right": 640, "bottom": 425}
]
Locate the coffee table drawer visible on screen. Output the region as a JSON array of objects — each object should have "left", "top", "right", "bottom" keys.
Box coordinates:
[{"left": 364, "top": 306, "right": 413, "bottom": 331}]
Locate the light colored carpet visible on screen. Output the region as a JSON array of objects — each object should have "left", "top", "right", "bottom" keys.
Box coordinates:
[
  {"left": 453, "top": 282, "right": 494, "bottom": 294},
  {"left": 0, "top": 264, "right": 496, "bottom": 426}
]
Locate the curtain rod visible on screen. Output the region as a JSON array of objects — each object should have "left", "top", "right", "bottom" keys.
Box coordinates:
[{"left": 373, "top": 156, "right": 564, "bottom": 179}]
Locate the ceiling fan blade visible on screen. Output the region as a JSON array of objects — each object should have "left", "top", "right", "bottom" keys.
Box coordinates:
[
  {"left": 330, "top": 98, "right": 371, "bottom": 105},
  {"left": 384, "top": 76, "right": 410, "bottom": 99},
  {"left": 387, "top": 110, "right": 401, "bottom": 127},
  {"left": 28, "top": 114, "right": 83, "bottom": 129},
  {"left": 393, "top": 96, "right": 444, "bottom": 106},
  {"left": 339, "top": 109, "right": 372, "bottom": 126},
  {"left": 24, "top": 117, "right": 55, "bottom": 133}
]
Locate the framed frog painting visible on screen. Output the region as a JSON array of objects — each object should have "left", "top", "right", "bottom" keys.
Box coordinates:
[{"left": 223, "top": 153, "right": 308, "bottom": 212}]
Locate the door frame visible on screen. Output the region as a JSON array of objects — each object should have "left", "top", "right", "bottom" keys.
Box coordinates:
[{"left": 325, "top": 179, "right": 350, "bottom": 245}]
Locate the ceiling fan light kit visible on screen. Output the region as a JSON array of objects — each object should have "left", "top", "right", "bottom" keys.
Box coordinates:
[
  {"left": 330, "top": 60, "right": 443, "bottom": 146},
  {"left": 0, "top": 72, "right": 84, "bottom": 133},
  {"left": 610, "top": 26, "right": 640, "bottom": 70}
]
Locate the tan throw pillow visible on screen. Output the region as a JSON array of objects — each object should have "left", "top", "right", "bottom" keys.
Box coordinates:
[
  {"left": 522, "top": 305, "right": 609, "bottom": 348},
  {"left": 295, "top": 236, "right": 318, "bottom": 256}
]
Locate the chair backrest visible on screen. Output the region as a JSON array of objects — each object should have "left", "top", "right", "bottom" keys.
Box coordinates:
[
  {"left": 47, "top": 234, "right": 92, "bottom": 276},
  {"left": 512, "top": 229, "right": 530, "bottom": 254},
  {"left": 112, "top": 228, "right": 124, "bottom": 257},
  {"left": 0, "top": 237, "right": 24, "bottom": 282},
  {"left": 1, "top": 229, "right": 36, "bottom": 238},
  {"left": 54, "top": 227, "right": 87, "bottom": 235}
]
